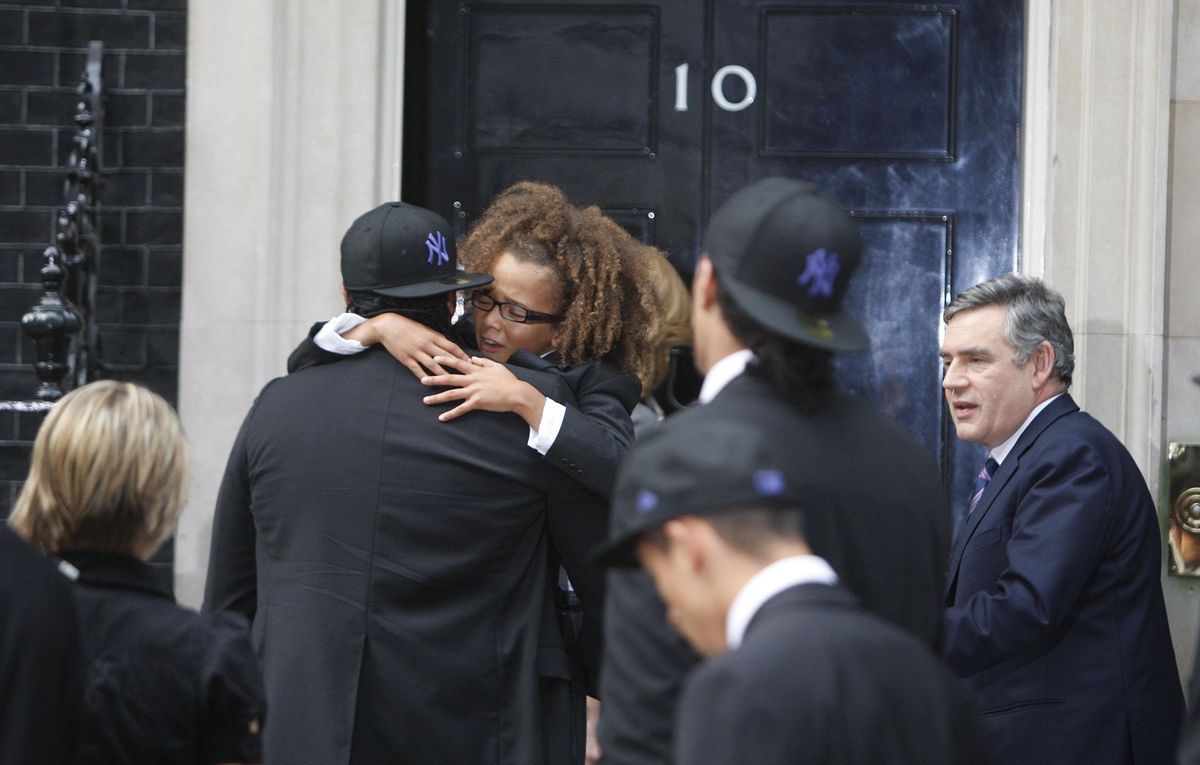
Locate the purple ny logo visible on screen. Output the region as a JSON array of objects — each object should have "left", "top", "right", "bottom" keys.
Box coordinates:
[
  {"left": 636, "top": 490, "right": 659, "bottom": 514},
  {"left": 796, "top": 248, "right": 839, "bottom": 298},
  {"left": 426, "top": 231, "right": 450, "bottom": 266}
]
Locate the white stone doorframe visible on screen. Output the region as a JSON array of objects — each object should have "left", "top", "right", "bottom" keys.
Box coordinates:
[
  {"left": 1021, "top": 0, "right": 1191, "bottom": 675},
  {"left": 176, "top": 0, "right": 405, "bottom": 608},
  {"left": 1021, "top": 0, "right": 1173, "bottom": 485}
]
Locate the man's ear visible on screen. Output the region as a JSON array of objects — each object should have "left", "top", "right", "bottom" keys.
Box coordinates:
[
  {"left": 692, "top": 257, "right": 719, "bottom": 312},
  {"left": 447, "top": 292, "right": 458, "bottom": 318},
  {"left": 1031, "top": 339, "right": 1057, "bottom": 388},
  {"left": 663, "top": 517, "right": 711, "bottom": 572}
]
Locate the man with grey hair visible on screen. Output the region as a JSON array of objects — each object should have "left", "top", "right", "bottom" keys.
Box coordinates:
[{"left": 939, "top": 273, "right": 1182, "bottom": 765}]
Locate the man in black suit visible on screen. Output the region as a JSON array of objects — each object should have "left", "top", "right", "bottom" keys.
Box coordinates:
[
  {"left": 939, "top": 274, "right": 1182, "bottom": 764},
  {"left": 597, "top": 178, "right": 952, "bottom": 763},
  {"left": 593, "top": 418, "right": 992, "bottom": 765},
  {"left": 204, "top": 202, "right": 609, "bottom": 765}
]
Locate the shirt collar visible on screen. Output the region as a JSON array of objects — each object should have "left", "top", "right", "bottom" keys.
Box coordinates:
[
  {"left": 698, "top": 349, "right": 756, "bottom": 404},
  {"left": 989, "top": 392, "right": 1065, "bottom": 465},
  {"left": 725, "top": 554, "right": 838, "bottom": 650}
]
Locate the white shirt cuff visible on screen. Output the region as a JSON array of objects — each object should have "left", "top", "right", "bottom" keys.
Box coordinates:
[
  {"left": 314, "top": 313, "right": 368, "bottom": 355},
  {"left": 527, "top": 397, "right": 566, "bottom": 454}
]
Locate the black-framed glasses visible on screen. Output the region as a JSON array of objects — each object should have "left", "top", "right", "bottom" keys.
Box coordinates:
[{"left": 470, "top": 291, "right": 563, "bottom": 324}]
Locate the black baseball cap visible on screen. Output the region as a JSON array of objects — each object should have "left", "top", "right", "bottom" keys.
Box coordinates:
[
  {"left": 704, "top": 178, "right": 867, "bottom": 352},
  {"left": 341, "top": 201, "right": 492, "bottom": 298},
  {"left": 592, "top": 417, "right": 821, "bottom": 568}
]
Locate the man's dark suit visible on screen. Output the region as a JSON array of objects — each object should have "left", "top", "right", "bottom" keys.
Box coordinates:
[
  {"left": 943, "top": 393, "right": 1183, "bottom": 765},
  {"left": 205, "top": 345, "right": 609, "bottom": 765},
  {"left": 675, "top": 584, "right": 992, "bottom": 765},
  {"left": 599, "top": 370, "right": 951, "bottom": 763}
]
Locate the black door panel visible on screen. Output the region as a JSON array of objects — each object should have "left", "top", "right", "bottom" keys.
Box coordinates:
[{"left": 409, "top": 1, "right": 1022, "bottom": 520}]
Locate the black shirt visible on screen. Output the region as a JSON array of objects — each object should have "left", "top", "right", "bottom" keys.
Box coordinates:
[{"left": 62, "top": 550, "right": 264, "bottom": 765}]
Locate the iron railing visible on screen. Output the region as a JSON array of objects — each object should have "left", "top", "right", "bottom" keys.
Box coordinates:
[{"left": 1, "top": 41, "right": 105, "bottom": 412}]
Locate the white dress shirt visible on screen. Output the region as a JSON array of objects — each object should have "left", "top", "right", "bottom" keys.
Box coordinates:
[
  {"left": 988, "top": 393, "right": 1065, "bottom": 466},
  {"left": 725, "top": 555, "right": 839, "bottom": 650},
  {"left": 697, "top": 349, "right": 756, "bottom": 404}
]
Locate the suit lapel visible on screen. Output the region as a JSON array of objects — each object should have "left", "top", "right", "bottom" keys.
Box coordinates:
[{"left": 944, "top": 394, "right": 1079, "bottom": 600}]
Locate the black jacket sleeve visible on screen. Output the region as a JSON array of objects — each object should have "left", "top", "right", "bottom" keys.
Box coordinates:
[
  {"left": 508, "top": 352, "right": 639, "bottom": 499},
  {"left": 203, "top": 396, "right": 263, "bottom": 620}
]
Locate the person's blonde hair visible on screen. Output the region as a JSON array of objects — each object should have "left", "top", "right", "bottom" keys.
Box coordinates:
[
  {"left": 643, "top": 252, "right": 693, "bottom": 396},
  {"left": 9, "top": 380, "right": 188, "bottom": 555}
]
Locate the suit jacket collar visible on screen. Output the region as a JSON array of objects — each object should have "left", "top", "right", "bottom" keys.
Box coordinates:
[
  {"left": 945, "top": 393, "right": 1080, "bottom": 599},
  {"left": 57, "top": 549, "right": 174, "bottom": 600},
  {"left": 742, "top": 583, "right": 859, "bottom": 643}
]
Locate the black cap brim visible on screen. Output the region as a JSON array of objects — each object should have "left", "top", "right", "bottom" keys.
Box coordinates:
[
  {"left": 371, "top": 271, "right": 493, "bottom": 298},
  {"left": 719, "top": 273, "right": 868, "bottom": 353}
]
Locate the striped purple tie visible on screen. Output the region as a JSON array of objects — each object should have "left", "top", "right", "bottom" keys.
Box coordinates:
[{"left": 968, "top": 458, "right": 999, "bottom": 515}]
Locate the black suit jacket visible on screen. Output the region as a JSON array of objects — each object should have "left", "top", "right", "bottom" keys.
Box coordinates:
[
  {"left": 943, "top": 394, "right": 1182, "bottom": 765},
  {"left": 204, "top": 345, "right": 609, "bottom": 765},
  {"left": 599, "top": 371, "right": 951, "bottom": 764},
  {"left": 287, "top": 322, "right": 639, "bottom": 499},
  {"left": 675, "top": 584, "right": 993, "bottom": 765}
]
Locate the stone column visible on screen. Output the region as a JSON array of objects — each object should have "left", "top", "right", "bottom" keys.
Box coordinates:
[
  {"left": 176, "top": 0, "right": 402, "bottom": 607},
  {"left": 1023, "top": 0, "right": 1187, "bottom": 673}
]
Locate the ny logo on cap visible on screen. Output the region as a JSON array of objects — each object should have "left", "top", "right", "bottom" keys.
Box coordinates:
[
  {"left": 752, "top": 469, "right": 786, "bottom": 497},
  {"left": 426, "top": 231, "right": 450, "bottom": 266},
  {"left": 796, "top": 248, "right": 839, "bottom": 298},
  {"left": 636, "top": 490, "right": 659, "bottom": 514}
]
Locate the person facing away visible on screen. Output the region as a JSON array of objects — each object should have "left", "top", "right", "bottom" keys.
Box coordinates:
[
  {"left": 592, "top": 418, "right": 994, "bottom": 765},
  {"left": 0, "top": 524, "right": 82, "bottom": 765},
  {"left": 597, "top": 177, "right": 953, "bottom": 764},
  {"left": 282, "top": 182, "right": 662, "bottom": 764},
  {"left": 8, "top": 380, "right": 264, "bottom": 765},
  {"left": 939, "top": 273, "right": 1183, "bottom": 765},
  {"left": 204, "top": 200, "right": 612, "bottom": 765}
]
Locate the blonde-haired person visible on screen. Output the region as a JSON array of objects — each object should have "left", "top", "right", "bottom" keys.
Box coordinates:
[
  {"left": 633, "top": 251, "right": 693, "bottom": 435},
  {"left": 9, "top": 380, "right": 265, "bottom": 765}
]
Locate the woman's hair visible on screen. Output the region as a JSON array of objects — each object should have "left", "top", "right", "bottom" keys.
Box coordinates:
[
  {"left": 9, "top": 380, "right": 189, "bottom": 555},
  {"left": 459, "top": 181, "right": 661, "bottom": 390},
  {"left": 642, "top": 252, "right": 692, "bottom": 396}
]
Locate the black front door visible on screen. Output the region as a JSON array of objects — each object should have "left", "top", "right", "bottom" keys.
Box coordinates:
[{"left": 406, "top": 1, "right": 1023, "bottom": 518}]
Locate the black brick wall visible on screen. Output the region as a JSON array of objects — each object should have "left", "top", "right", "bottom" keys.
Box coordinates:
[{"left": 0, "top": 0, "right": 186, "bottom": 516}]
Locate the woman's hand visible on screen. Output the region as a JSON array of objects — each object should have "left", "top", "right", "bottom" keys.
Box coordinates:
[
  {"left": 344, "top": 313, "right": 469, "bottom": 378},
  {"left": 421, "top": 355, "right": 546, "bottom": 428}
]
